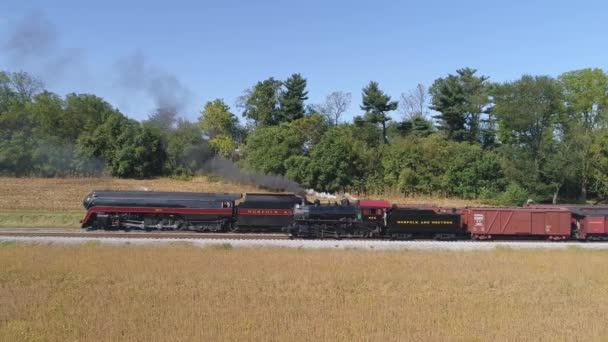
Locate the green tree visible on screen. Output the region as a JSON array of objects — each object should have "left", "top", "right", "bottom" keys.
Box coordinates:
[
  {"left": 0, "top": 71, "right": 15, "bottom": 113},
  {"left": 288, "top": 112, "right": 329, "bottom": 151},
  {"left": 493, "top": 75, "right": 566, "bottom": 199},
  {"left": 381, "top": 135, "right": 504, "bottom": 198},
  {"left": 243, "top": 114, "right": 329, "bottom": 175},
  {"left": 209, "top": 135, "right": 235, "bottom": 159},
  {"left": 284, "top": 155, "right": 312, "bottom": 187},
  {"left": 110, "top": 125, "right": 166, "bottom": 178},
  {"left": 77, "top": 112, "right": 136, "bottom": 173},
  {"left": 27, "top": 91, "right": 65, "bottom": 139},
  {"left": 240, "top": 78, "right": 282, "bottom": 126},
  {"left": 242, "top": 124, "right": 301, "bottom": 174},
  {"left": 0, "top": 132, "right": 36, "bottom": 176},
  {"left": 199, "top": 99, "right": 239, "bottom": 138},
  {"left": 429, "top": 68, "right": 491, "bottom": 143},
  {"left": 63, "top": 93, "right": 120, "bottom": 139},
  {"left": 145, "top": 107, "right": 178, "bottom": 131},
  {"left": 165, "top": 119, "right": 213, "bottom": 175},
  {"left": 306, "top": 126, "right": 365, "bottom": 192},
  {"left": 5, "top": 71, "right": 43, "bottom": 104},
  {"left": 390, "top": 116, "right": 434, "bottom": 138},
  {"left": 279, "top": 73, "right": 308, "bottom": 122},
  {"left": 360, "top": 81, "right": 398, "bottom": 144},
  {"left": 559, "top": 68, "right": 608, "bottom": 201}
]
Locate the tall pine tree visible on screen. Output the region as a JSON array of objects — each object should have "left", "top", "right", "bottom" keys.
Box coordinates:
[
  {"left": 279, "top": 73, "right": 308, "bottom": 122},
  {"left": 360, "top": 81, "right": 398, "bottom": 144},
  {"left": 429, "top": 68, "right": 490, "bottom": 143}
]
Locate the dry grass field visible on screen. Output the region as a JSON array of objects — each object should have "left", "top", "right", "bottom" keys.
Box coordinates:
[
  {"left": 0, "top": 176, "right": 481, "bottom": 228},
  {"left": 1, "top": 244, "right": 607, "bottom": 341}
]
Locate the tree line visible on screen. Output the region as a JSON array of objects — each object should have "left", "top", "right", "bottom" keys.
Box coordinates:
[{"left": 1, "top": 68, "right": 608, "bottom": 204}]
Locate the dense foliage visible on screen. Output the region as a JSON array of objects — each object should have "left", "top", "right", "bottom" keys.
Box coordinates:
[{"left": 2, "top": 68, "right": 608, "bottom": 204}]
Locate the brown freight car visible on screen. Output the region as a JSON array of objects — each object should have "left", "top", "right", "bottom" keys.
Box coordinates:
[
  {"left": 570, "top": 210, "right": 608, "bottom": 240},
  {"left": 524, "top": 205, "right": 608, "bottom": 240},
  {"left": 464, "top": 208, "right": 572, "bottom": 240}
]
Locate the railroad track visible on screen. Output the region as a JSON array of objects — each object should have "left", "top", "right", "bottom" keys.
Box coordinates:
[
  {"left": 0, "top": 229, "right": 593, "bottom": 242},
  {"left": 4, "top": 229, "right": 608, "bottom": 250}
]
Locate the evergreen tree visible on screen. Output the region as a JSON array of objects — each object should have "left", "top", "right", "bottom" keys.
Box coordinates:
[
  {"left": 429, "top": 68, "right": 490, "bottom": 143},
  {"left": 360, "top": 81, "right": 398, "bottom": 144},
  {"left": 279, "top": 73, "right": 308, "bottom": 122}
]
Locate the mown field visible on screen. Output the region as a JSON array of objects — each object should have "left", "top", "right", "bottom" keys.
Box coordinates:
[
  {"left": 0, "top": 244, "right": 607, "bottom": 341},
  {"left": 0, "top": 176, "right": 482, "bottom": 228}
]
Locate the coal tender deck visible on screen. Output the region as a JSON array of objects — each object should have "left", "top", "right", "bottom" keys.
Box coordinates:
[{"left": 235, "top": 193, "right": 303, "bottom": 232}]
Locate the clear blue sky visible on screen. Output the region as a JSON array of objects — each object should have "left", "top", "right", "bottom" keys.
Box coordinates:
[{"left": 1, "top": 0, "right": 607, "bottom": 122}]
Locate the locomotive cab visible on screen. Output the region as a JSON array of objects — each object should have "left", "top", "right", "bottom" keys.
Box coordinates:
[{"left": 359, "top": 200, "right": 392, "bottom": 233}]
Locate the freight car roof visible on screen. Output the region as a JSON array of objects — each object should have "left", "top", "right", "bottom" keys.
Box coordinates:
[
  {"left": 466, "top": 207, "right": 571, "bottom": 212},
  {"left": 569, "top": 208, "right": 608, "bottom": 216},
  {"left": 525, "top": 204, "right": 608, "bottom": 211}
]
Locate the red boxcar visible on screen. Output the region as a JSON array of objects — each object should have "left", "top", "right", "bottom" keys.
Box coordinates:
[
  {"left": 524, "top": 205, "right": 608, "bottom": 240},
  {"left": 574, "top": 212, "right": 608, "bottom": 240},
  {"left": 464, "top": 208, "right": 572, "bottom": 240}
]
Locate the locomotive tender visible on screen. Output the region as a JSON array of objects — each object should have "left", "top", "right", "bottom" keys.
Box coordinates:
[{"left": 80, "top": 190, "right": 608, "bottom": 240}]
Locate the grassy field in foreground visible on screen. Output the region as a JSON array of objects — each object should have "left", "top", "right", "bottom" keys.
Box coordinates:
[
  {"left": 0, "top": 210, "right": 82, "bottom": 228},
  {"left": 1, "top": 244, "right": 607, "bottom": 341}
]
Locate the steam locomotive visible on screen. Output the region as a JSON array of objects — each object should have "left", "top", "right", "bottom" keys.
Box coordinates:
[{"left": 80, "top": 190, "right": 608, "bottom": 240}]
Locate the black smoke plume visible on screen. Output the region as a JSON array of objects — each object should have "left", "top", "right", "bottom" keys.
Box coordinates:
[
  {"left": 3, "top": 10, "right": 86, "bottom": 82},
  {"left": 115, "top": 51, "right": 192, "bottom": 114},
  {"left": 204, "top": 157, "right": 304, "bottom": 195}
]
